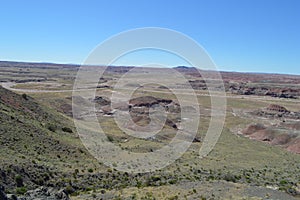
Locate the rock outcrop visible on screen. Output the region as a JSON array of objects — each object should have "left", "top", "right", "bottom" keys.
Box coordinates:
[
  {"left": 241, "top": 123, "right": 300, "bottom": 154},
  {"left": 92, "top": 96, "right": 181, "bottom": 130},
  {"left": 129, "top": 96, "right": 172, "bottom": 107},
  {"left": 251, "top": 104, "right": 300, "bottom": 119},
  {"left": 18, "top": 187, "right": 69, "bottom": 200},
  {"left": 0, "top": 185, "right": 7, "bottom": 200},
  {"left": 266, "top": 104, "right": 289, "bottom": 113},
  {"left": 93, "top": 96, "right": 111, "bottom": 106},
  {"left": 228, "top": 84, "right": 299, "bottom": 99}
]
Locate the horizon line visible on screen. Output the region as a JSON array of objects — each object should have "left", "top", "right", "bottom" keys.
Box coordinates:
[{"left": 0, "top": 59, "right": 299, "bottom": 76}]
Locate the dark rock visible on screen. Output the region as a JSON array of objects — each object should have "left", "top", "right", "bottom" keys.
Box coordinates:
[
  {"left": 0, "top": 185, "right": 8, "bottom": 200},
  {"left": 193, "top": 137, "right": 201, "bottom": 143},
  {"left": 251, "top": 104, "right": 300, "bottom": 120},
  {"left": 96, "top": 85, "right": 111, "bottom": 89},
  {"left": 228, "top": 83, "right": 300, "bottom": 99},
  {"left": 93, "top": 96, "right": 111, "bottom": 106},
  {"left": 6, "top": 194, "right": 18, "bottom": 200},
  {"left": 165, "top": 119, "right": 177, "bottom": 129},
  {"left": 55, "top": 189, "right": 69, "bottom": 200}
]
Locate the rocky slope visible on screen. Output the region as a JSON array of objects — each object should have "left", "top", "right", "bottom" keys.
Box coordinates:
[{"left": 0, "top": 86, "right": 90, "bottom": 198}]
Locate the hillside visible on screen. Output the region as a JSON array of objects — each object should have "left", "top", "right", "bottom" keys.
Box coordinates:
[
  {"left": 0, "top": 86, "right": 98, "bottom": 197},
  {"left": 0, "top": 62, "right": 300, "bottom": 199}
]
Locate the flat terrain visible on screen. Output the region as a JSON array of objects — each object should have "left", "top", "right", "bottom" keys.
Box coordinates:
[{"left": 0, "top": 61, "right": 299, "bottom": 199}]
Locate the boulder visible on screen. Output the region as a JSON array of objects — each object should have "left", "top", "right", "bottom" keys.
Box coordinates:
[{"left": 0, "top": 185, "right": 8, "bottom": 200}]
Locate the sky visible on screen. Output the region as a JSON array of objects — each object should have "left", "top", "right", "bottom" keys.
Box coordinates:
[{"left": 0, "top": 0, "right": 299, "bottom": 74}]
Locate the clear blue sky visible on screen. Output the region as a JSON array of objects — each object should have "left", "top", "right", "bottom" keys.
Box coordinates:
[{"left": 1, "top": 0, "right": 299, "bottom": 74}]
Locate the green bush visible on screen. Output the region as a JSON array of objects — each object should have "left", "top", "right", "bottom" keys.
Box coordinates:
[
  {"left": 168, "top": 195, "right": 179, "bottom": 200},
  {"left": 16, "top": 187, "right": 27, "bottom": 195},
  {"left": 15, "top": 174, "right": 24, "bottom": 187},
  {"left": 279, "top": 180, "right": 288, "bottom": 185},
  {"left": 168, "top": 179, "right": 176, "bottom": 184},
  {"left": 22, "top": 93, "right": 28, "bottom": 100}
]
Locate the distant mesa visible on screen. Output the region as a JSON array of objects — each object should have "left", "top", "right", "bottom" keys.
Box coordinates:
[
  {"left": 174, "top": 66, "right": 193, "bottom": 69},
  {"left": 173, "top": 66, "right": 200, "bottom": 77}
]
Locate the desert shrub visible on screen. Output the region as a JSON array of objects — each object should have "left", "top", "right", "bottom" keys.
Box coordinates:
[
  {"left": 65, "top": 185, "right": 75, "bottom": 195},
  {"left": 141, "top": 192, "right": 155, "bottom": 200},
  {"left": 136, "top": 180, "right": 142, "bottom": 188},
  {"left": 84, "top": 187, "right": 92, "bottom": 192},
  {"left": 88, "top": 168, "right": 94, "bottom": 173},
  {"left": 114, "top": 195, "right": 122, "bottom": 200},
  {"left": 224, "top": 173, "right": 237, "bottom": 183},
  {"left": 43, "top": 173, "right": 50, "bottom": 181},
  {"left": 22, "top": 93, "right": 28, "bottom": 100},
  {"left": 168, "top": 179, "right": 176, "bottom": 184},
  {"left": 130, "top": 193, "right": 137, "bottom": 199},
  {"left": 107, "top": 135, "right": 114, "bottom": 142},
  {"left": 279, "top": 179, "right": 288, "bottom": 185},
  {"left": 151, "top": 175, "right": 161, "bottom": 182},
  {"left": 74, "top": 169, "right": 79, "bottom": 174},
  {"left": 62, "top": 127, "right": 73, "bottom": 133},
  {"left": 168, "top": 195, "right": 178, "bottom": 200},
  {"left": 16, "top": 187, "right": 27, "bottom": 195},
  {"left": 46, "top": 123, "right": 57, "bottom": 132},
  {"left": 35, "top": 178, "right": 44, "bottom": 186},
  {"left": 100, "top": 189, "right": 106, "bottom": 194},
  {"left": 15, "top": 174, "right": 23, "bottom": 187}
]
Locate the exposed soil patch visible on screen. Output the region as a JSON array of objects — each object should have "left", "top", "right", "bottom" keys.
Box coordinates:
[
  {"left": 92, "top": 95, "right": 180, "bottom": 130},
  {"left": 241, "top": 123, "right": 300, "bottom": 154}
]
